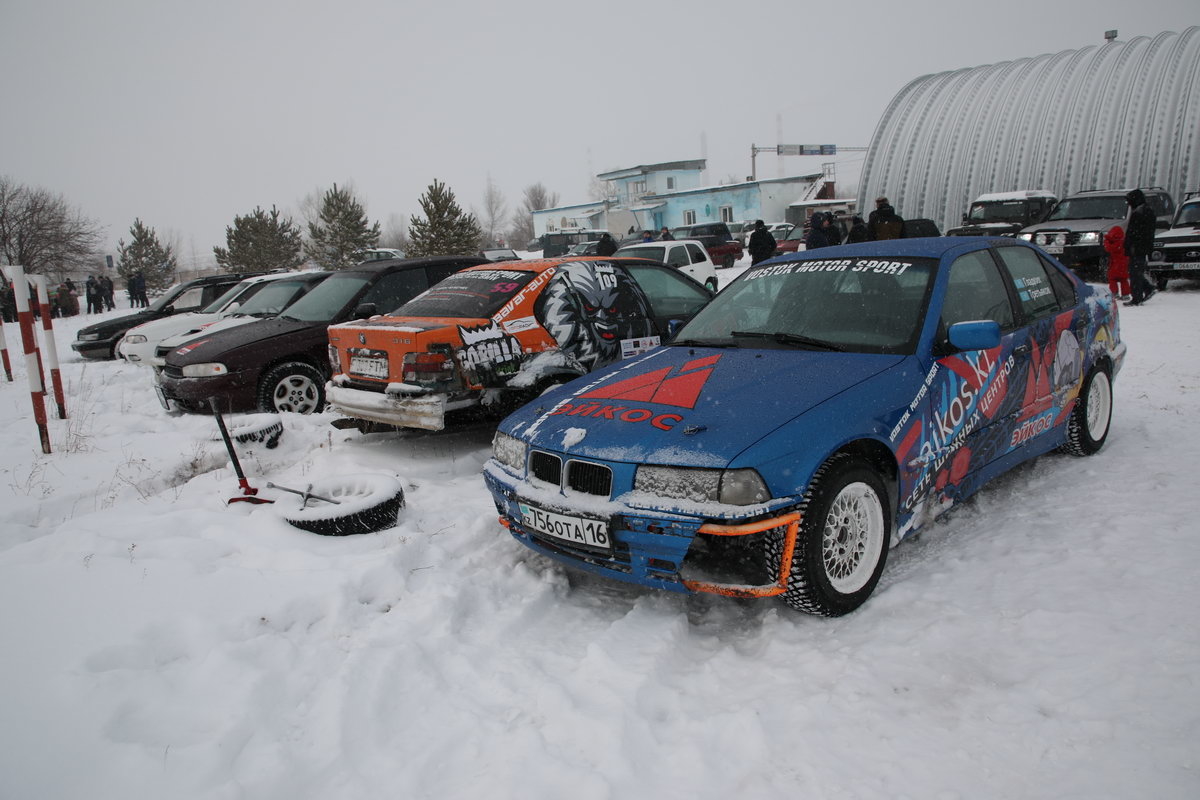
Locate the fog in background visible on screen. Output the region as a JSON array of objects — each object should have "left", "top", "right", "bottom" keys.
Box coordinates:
[{"left": 2, "top": 0, "right": 1196, "bottom": 265}]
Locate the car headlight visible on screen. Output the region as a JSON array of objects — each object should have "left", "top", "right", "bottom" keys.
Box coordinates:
[
  {"left": 1017, "top": 233, "right": 1033, "bottom": 242},
  {"left": 1077, "top": 231, "right": 1100, "bottom": 244},
  {"left": 124, "top": 334, "right": 147, "bottom": 344},
  {"left": 77, "top": 332, "right": 101, "bottom": 341},
  {"left": 181, "top": 363, "right": 228, "bottom": 377},
  {"left": 633, "top": 465, "right": 769, "bottom": 505},
  {"left": 492, "top": 431, "right": 527, "bottom": 473}
]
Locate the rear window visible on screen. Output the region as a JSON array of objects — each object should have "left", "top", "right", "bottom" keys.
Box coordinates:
[{"left": 393, "top": 268, "right": 538, "bottom": 318}]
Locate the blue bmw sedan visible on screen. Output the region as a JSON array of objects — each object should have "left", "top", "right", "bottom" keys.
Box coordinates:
[{"left": 484, "top": 238, "right": 1126, "bottom": 615}]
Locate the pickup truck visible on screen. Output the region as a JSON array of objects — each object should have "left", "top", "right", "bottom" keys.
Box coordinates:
[
  {"left": 668, "top": 222, "right": 745, "bottom": 269},
  {"left": 945, "top": 190, "right": 1057, "bottom": 237}
]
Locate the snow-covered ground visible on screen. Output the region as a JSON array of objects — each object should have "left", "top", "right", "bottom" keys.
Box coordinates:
[{"left": 1, "top": 268, "right": 1198, "bottom": 799}]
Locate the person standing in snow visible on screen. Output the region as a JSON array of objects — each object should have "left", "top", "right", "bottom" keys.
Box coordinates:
[
  {"left": 1102, "top": 225, "right": 1130, "bottom": 301},
  {"left": 867, "top": 197, "right": 906, "bottom": 240},
  {"left": 594, "top": 232, "right": 618, "bottom": 256},
  {"left": 846, "top": 215, "right": 869, "bottom": 243},
  {"left": 85, "top": 276, "right": 102, "bottom": 314},
  {"left": 747, "top": 219, "right": 777, "bottom": 265},
  {"left": 805, "top": 213, "right": 839, "bottom": 250},
  {"left": 1123, "top": 189, "right": 1157, "bottom": 306},
  {"left": 100, "top": 275, "right": 115, "bottom": 310}
]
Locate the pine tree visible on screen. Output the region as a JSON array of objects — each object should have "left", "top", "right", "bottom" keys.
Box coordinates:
[
  {"left": 303, "top": 184, "right": 381, "bottom": 270},
  {"left": 213, "top": 205, "right": 304, "bottom": 273},
  {"left": 117, "top": 219, "right": 177, "bottom": 293},
  {"left": 406, "top": 179, "right": 483, "bottom": 257}
]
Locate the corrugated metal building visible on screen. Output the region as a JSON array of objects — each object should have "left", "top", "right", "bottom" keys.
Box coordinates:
[{"left": 859, "top": 27, "right": 1200, "bottom": 231}]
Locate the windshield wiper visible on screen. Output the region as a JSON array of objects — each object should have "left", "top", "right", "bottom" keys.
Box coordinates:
[
  {"left": 670, "top": 338, "right": 736, "bottom": 348},
  {"left": 731, "top": 330, "right": 844, "bottom": 351}
]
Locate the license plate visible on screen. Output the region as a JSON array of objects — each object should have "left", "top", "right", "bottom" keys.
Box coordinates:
[
  {"left": 519, "top": 502, "right": 611, "bottom": 551},
  {"left": 350, "top": 355, "right": 388, "bottom": 379},
  {"left": 1044, "top": 245, "right": 1063, "bottom": 254}
]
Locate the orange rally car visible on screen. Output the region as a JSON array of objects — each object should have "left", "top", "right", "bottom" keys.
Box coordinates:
[{"left": 326, "top": 256, "right": 714, "bottom": 431}]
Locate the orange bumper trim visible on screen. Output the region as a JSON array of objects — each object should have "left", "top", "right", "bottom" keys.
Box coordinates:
[{"left": 683, "top": 512, "right": 802, "bottom": 598}]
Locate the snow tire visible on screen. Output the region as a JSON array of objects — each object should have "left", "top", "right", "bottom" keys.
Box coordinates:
[
  {"left": 258, "top": 361, "right": 325, "bottom": 415},
  {"left": 1060, "top": 364, "right": 1111, "bottom": 456},
  {"left": 277, "top": 474, "right": 405, "bottom": 536},
  {"left": 764, "top": 453, "right": 890, "bottom": 616}
]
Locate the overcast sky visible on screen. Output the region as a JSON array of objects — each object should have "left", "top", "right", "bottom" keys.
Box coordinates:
[{"left": 2, "top": 0, "right": 1196, "bottom": 264}]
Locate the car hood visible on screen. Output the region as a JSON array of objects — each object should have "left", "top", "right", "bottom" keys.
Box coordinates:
[
  {"left": 158, "top": 314, "right": 262, "bottom": 349},
  {"left": 1155, "top": 226, "right": 1200, "bottom": 242},
  {"left": 79, "top": 309, "right": 161, "bottom": 337},
  {"left": 125, "top": 311, "right": 218, "bottom": 341},
  {"left": 501, "top": 346, "right": 904, "bottom": 468},
  {"left": 946, "top": 222, "right": 1022, "bottom": 236},
  {"left": 1022, "top": 217, "right": 1123, "bottom": 234},
  {"left": 164, "top": 316, "right": 317, "bottom": 365}
]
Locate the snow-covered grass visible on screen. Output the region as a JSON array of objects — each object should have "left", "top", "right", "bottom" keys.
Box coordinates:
[{"left": 1, "top": 275, "right": 1198, "bottom": 799}]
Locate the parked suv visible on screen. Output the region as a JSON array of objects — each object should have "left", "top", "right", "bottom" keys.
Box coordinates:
[
  {"left": 155, "top": 256, "right": 486, "bottom": 414},
  {"left": 1019, "top": 187, "right": 1175, "bottom": 279},
  {"left": 668, "top": 222, "right": 745, "bottom": 268},
  {"left": 615, "top": 239, "right": 719, "bottom": 291},
  {"left": 945, "top": 190, "right": 1057, "bottom": 237},
  {"left": 71, "top": 272, "right": 260, "bottom": 360},
  {"left": 1148, "top": 191, "right": 1200, "bottom": 289}
]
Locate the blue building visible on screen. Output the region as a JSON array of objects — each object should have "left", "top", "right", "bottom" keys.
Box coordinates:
[{"left": 533, "top": 160, "right": 834, "bottom": 240}]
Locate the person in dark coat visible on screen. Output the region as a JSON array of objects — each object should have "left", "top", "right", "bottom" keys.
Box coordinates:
[
  {"left": 85, "top": 276, "right": 102, "bottom": 314},
  {"left": 594, "top": 233, "right": 618, "bottom": 256},
  {"left": 805, "top": 213, "right": 839, "bottom": 250},
  {"left": 846, "top": 215, "right": 869, "bottom": 243},
  {"left": 100, "top": 275, "right": 116, "bottom": 310},
  {"left": 747, "top": 220, "right": 777, "bottom": 265},
  {"left": 659, "top": 227, "right": 675, "bottom": 241},
  {"left": 1123, "top": 189, "right": 1157, "bottom": 306},
  {"left": 867, "top": 197, "right": 906, "bottom": 240}
]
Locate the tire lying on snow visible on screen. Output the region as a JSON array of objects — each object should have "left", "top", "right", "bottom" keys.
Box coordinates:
[
  {"left": 275, "top": 473, "right": 405, "bottom": 536},
  {"left": 210, "top": 413, "right": 284, "bottom": 449}
]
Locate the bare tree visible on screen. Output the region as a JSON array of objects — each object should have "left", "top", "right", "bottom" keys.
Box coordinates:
[
  {"left": 507, "top": 182, "right": 560, "bottom": 248},
  {"left": 480, "top": 177, "right": 508, "bottom": 247},
  {"left": 0, "top": 176, "right": 104, "bottom": 282},
  {"left": 378, "top": 213, "right": 410, "bottom": 253}
]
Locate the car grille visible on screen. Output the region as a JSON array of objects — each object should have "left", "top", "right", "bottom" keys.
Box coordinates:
[
  {"left": 1030, "top": 230, "right": 1091, "bottom": 247},
  {"left": 155, "top": 345, "right": 172, "bottom": 360},
  {"left": 528, "top": 451, "right": 612, "bottom": 498}
]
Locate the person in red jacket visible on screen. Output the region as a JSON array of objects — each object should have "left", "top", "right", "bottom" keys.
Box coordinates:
[{"left": 1102, "top": 225, "right": 1130, "bottom": 301}]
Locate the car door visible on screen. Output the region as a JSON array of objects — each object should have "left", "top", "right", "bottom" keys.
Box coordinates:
[
  {"left": 992, "top": 245, "right": 1084, "bottom": 451},
  {"left": 621, "top": 262, "right": 713, "bottom": 339},
  {"left": 921, "top": 248, "right": 1027, "bottom": 493}
]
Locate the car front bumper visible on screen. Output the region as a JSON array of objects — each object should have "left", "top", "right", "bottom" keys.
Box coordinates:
[
  {"left": 70, "top": 336, "right": 120, "bottom": 359},
  {"left": 483, "top": 461, "right": 801, "bottom": 598},
  {"left": 155, "top": 368, "right": 259, "bottom": 412},
  {"left": 326, "top": 383, "right": 480, "bottom": 431}
]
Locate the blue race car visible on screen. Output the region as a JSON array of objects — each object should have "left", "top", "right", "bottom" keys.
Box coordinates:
[{"left": 484, "top": 237, "right": 1126, "bottom": 616}]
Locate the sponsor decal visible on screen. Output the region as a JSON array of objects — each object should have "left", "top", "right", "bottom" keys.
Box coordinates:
[
  {"left": 744, "top": 258, "right": 914, "bottom": 282},
  {"left": 175, "top": 339, "right": 210, "bottom": 356},
  {"left": 1010, "top": 410, "right": 1055, "bottom": 447},
  {"left": 501, "top": 316, "right": 539, "bottom": 334},
  {"left": 457, "top": 321, "right": 524, "bottom": 384},
  {"left": 620, "top": 336, "right": 661, "bottom": 359},
  {"left": 545, "top": 354, "right": 723, "bottom": 430},
  {"left": 493, "top": 268, "right": 555, "bottom": 323}
]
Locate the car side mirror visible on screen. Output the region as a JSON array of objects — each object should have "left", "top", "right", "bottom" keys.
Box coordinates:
[
  {"left": 962, "top": 214, "right": 969, "bottom": 223},
  {"left": 353, "top": 302, "right": 377, "bottom": 319},
  {"left": 667, "top": 319, "right": 687, "bottom": 340},
  {"left": 162, "top": 304, "right": 175, "bottom": 314},
  {"left": 947, "top": 320, "right": 1001, "bottom": 351}
]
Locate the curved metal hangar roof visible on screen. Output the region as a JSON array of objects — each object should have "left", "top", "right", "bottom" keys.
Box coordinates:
[{"left": 859, "top": 27, "right": 1200, "bottom": 231}]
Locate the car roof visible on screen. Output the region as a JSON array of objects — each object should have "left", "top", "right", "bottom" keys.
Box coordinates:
[
  {"left": 341, "top": 255, "right": 488, "bottom": 274},
  {"left": 456, "top": 256, "right": 662, "bottom": 275},
  {"left": 771, "top": 236, "right": 1004, "bottom": 262}
]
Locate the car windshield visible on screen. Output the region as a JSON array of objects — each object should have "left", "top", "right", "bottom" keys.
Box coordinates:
[
  {"left": 1175, "top": 202, "right": 1200, "bottom": 226},
  {"left": 567, "top": 243, "right": 596, "bottom": 255},
  {"left": 1045, "top": 196, "right": 1127, "bottom": 221},
  {"left": 675, "top": 256, "right": 937, "bottom": 354},
  {"left": 785, "top": 227, "right": 807, "bottom": 241},
  {"left": 280, "top": 273, "right": 371, "bottom": 323},
  {"left": 616, "top": 245, "right": 666, "bottom": 261},
  {"left": 482, "top": 249, "right": 519, "bottom": 260},
  {"left": 233, "top": 278, "right": 322, "bottom": 318},
  {"left": 392, "top": 268, "right": 537, "bottom": 319},
  {"left": 969, "top": 201, "right": 1029, "bottom": 222},
  {"left": 200, "top": 279, "right": 255, "bottom": 313}
]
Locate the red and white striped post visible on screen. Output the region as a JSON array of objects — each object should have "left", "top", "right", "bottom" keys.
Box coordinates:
[
  {"left": 28, "top": 274, "right": 67, "bottom": 419},
  {"left": 7, "top": 264, "right": 52, "bottom": 453},
  {"left": 0, "top": 313, "right": 13, "bottom": 382}
]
